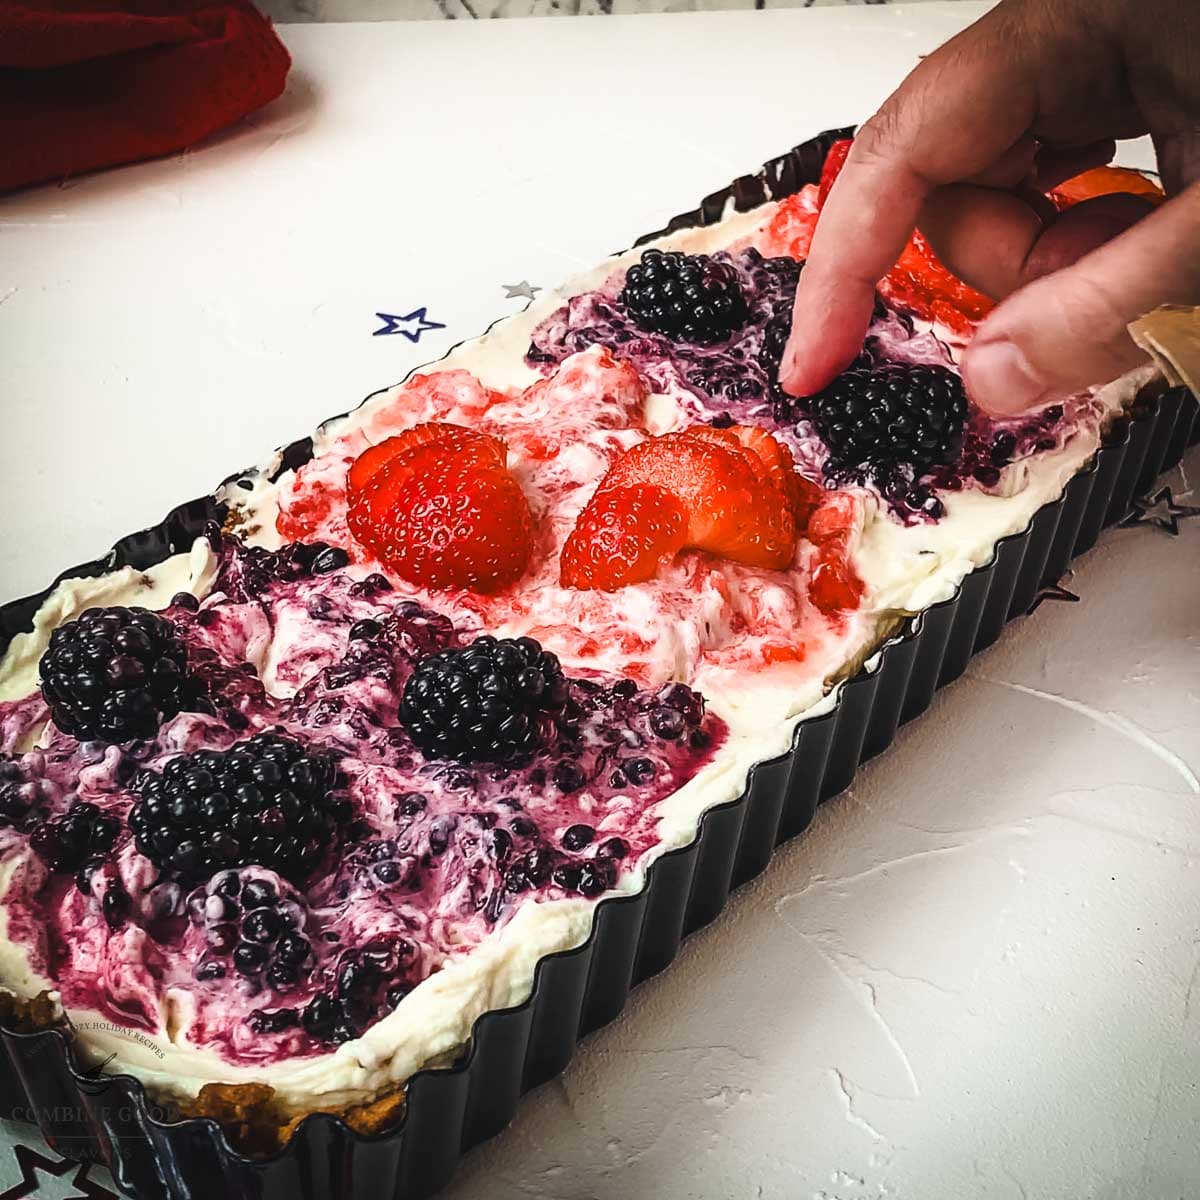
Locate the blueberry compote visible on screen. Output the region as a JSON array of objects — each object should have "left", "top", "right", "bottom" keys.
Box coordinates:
[
  {"left": 0, "top": 534, "right": 724, "bottom": 1063},
  {"left": 529, "top": 247, "right": 1075, "bottom": 523}
]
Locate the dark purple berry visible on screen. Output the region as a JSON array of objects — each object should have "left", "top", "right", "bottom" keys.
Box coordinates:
[
  {"left": 620, "top": 249, "right": 747, "bottom": 345},
  {"left": 553, "top": 761, "right": 586, "bottom": 793},
  {"left": 233, "top": 942, "right": 268, "bottom": 975},
  {"left": 622, "top": 757, "right": 656, "bottom": 785},
  {"left": 400, "top": 635, "right": 568, "bottom": 763},
  {"left": 561, "top": 824, "right": 594, "bottom": 852},
  {"left": 129, "top": 734, "right": 346, "bottom": 884},
  {"left": 39, "top": 607, "right": 201, "bottom": 743},
  {"left": 247, "top": 1008, "right": 300, "bottom": 1034},
  {"left": 810, "top": 363, "right": 967, "bottom": 481}
]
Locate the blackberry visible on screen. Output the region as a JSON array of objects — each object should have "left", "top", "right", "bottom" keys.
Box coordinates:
[
  {"left": 400, "top": 635, "right": 568, "bottom": 763},
  {"left": 620, "top": 249, "right": 747, "bottom": 345},
  {"left": 189, "top": 869, "right": 313, "bottom": 990},
  {"left": 810, "top": 363, "right": 967, "bottom": 481},
  {"left": 29, "top": 802, "right": 120, "bottom": 872},
  {"left": 39, "top": 607, "right": 203, "bottom": 743},
  {"left": 129, "top": 733, "right": 349, "bottom": 884}
]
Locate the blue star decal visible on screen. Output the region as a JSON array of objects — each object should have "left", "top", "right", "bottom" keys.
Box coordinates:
[{"left": 372, "top": 308, "right": 446, "bottom": 343}]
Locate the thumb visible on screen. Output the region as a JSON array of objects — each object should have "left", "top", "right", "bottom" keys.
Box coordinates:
[{"left": 962, "top": 181, "right": 1200, "bottom": 416}]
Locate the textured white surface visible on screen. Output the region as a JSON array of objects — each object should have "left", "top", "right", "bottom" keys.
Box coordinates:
[{"left": 0, "top": 6, "right": 1197, "bottom": 1198}]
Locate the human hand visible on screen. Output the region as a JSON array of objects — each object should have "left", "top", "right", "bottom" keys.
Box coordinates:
[{"left": 780, "top": 0, "right": 1200, "bottom": 415}]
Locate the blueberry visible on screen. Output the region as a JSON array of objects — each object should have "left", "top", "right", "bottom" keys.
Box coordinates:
[
  {"left": 311, "top": 547, "right": 350, "bottom": 574},
  {"left": 373, "top": 860, "right": 401, "bottom": 885},
  {"left": 551, "top": 863, "right": 581, "bottom": 891},
  {"left": 596, "top": 837, "right": 630, "bottom": 861},
  {"left": 576, "top": 862, "right": 608, "bottom": 897},
  {"left": 195, "top": 959, "right": 227, "bottom": 982},
  {"left": 396, "top": 792, "right": 426, "bottom": 817},
  {"left": 102, "top": 881, "right": 131, "bottom": 929},
  {"left": 650, "top": 706, "right": 686, "bottom": 740},
  {"left": 171, "top": 592, "right": 201, "bottom": 612},
  {"left": 349, "top": 619, "right": 382, "bottom": 641},
  {"left": 302, "top": 995, "right": 338, "bottom": 1037},
  {"left": 561, "top": 824, "right": 594, "bottom": 852},
  {"left": 553, "top": 761, "right": 586, "bottom": 794},
  {"left": 622, "top": 757, "right": 656, "bottom": 785},
  {"left": 247, "top": 1007, "right": 300, "bottom": 1034},
  {"left": 522, "top": 847, "right": 553, "bottom": 885},
  {"left": 510, "top": 816, "right": 538, "bottom": 838}
]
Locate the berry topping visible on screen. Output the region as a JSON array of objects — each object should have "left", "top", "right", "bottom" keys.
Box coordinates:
[
  {"left": 39, "top": 607, "right": 203, "bottom": 743},
  {"left": 804, "top": 494, "right": 865, "bottom": 616},
  {"left": 300, "top": 937, "right": 413, "bottom": 1044},
  {"left": 29, "top": 802, "right": 120, "bottom": 873},
  {"left": 129, "top": 733, "right": 349, "bottom": 885},
  {"left": 561, "top": 425, "right": 799, "bottom": 590},
  {"left": 620, "top": 249, "right": 747, "bottom": 345},
  {"left": 346, "top": 423, "right": 534, "bottom": 594},
  {"left": 810, "top": 363, "right": 968, "bottom": 484},
  {"left": 400, "top": 635, "right": 568, "bottom": 763},
  {"left": 0, "top": 756, "right": 46, "bottom": 831},
  {"left": 210, "top": 531, "right": 353, "bottom": 602},
  {"left": 189, "top": 869, "right": 313, "bottom": 992}
]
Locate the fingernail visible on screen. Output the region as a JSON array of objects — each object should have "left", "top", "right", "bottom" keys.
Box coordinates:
[{"left": 962, "top": 341, "right": 1049, "bottom": 416}]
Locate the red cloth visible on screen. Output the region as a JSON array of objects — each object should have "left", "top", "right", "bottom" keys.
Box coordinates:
[{"left": 0, "top": 0, "right": 291, "bottom": 193}]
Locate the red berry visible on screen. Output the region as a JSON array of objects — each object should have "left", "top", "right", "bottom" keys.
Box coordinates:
[
  {"left": 355, "top": 456, "right": 535, "bottom": 593},
  {"left": 560, "top": 485, "right": 688, "bottom": 590},
  {"left": 561, "top": 425, "right": 799, "bottom": 590}
]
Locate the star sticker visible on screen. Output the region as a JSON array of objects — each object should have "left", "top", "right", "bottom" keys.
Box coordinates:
[
  {"left": 502, "top": 281, "right": 541, "bottom": 301},
  {"left": 372, "top": 308, "right": 446, "bottom": 343},
  {"left": 0, "top": 1144, "right": 117, "bottom": 1200},
  {"left": 1119, "top": 485, "right": 1200, "bottom": 536},
  {"left": 1027, "top": 583, "right": 1080, "bottom": 614}
]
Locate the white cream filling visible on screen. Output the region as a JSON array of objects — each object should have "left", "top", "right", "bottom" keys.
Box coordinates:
[{"left": 0, "top": 194, "right": 1151, "bottom": 1114}]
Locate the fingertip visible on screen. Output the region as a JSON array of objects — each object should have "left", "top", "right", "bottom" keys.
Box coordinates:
[
  {"left": 780, "top": 281, "right": 876, "bottom": 397},
  {"left": 961, "top": 338, "right": 1052, "bottom": 416}
]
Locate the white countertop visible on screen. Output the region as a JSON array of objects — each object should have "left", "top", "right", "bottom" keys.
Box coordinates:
[{"left": 1, "top": 5, "right": 1198, "bottom": 1198}]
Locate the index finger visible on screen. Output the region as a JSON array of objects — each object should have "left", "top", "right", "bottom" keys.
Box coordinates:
[{"left": 779, "top": 5, "right": 1042, "bottom": 396}]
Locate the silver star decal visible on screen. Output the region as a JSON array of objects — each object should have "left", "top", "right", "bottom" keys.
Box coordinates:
[
  {"left": 1120, "top": 485, "right": 1200, "bottom": 537},
  {"left": 502, "top": 281, "right": 541, "bottom": 302}
]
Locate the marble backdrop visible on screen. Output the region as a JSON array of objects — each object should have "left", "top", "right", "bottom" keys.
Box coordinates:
[{"left": 262, "top": 0, "right": 961, "bottom": 21}]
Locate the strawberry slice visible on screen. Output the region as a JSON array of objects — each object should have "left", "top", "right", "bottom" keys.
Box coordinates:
[
  {"left": 560, "top": 485, "right": 688, "bottom": 590},
  {"left": 818, "top": 138, "right": 853, "bottom": 208},
  {"left": 689, "top": 423, "right": 816, "bottom": 522},
  {"left": 804, "top": 493, "right": 864, "bottom": 615},
  {"left": 353, "top": 455, "right": 534, "bottom": 593},
  {"left": 1050, "top": 164, "right": 1165, "bottom": 209},
  {"left": 346, "top": 421, "right": 531, "bottom": 593},
  {"left": 347, "top": 423, "right": 505, "bottom": 494},
  {"left": 560, "top": 425, "right": 798, "bottom": 590}
]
